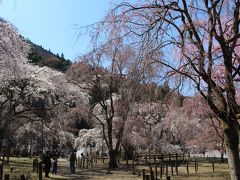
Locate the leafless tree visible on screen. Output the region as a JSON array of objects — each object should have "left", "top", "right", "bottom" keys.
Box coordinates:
[
  {"left": 67, "top": 40, "right": 146, "bottom": 169},
  {"left": 88, "top": 1, "right": 240, "bottom": 179}
]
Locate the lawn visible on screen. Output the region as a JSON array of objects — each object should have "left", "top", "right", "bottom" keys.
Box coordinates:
[
  {"left": 0, "top": 157, "right": 230, "bottom": 180},
  {"left": 2, "top": 157, "right": 69, "bottom": 180}
]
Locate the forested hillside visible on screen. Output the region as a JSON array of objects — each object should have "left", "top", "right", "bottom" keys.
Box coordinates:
[{"left": 27, "top": 41, "right": 72, "bottom": 72}]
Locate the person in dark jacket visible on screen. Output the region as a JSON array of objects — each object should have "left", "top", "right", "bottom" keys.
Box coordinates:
[
  {"left": 43, "top": 151, "right": 51, "bottom": 178},
  {"left": 52, "top": 156, "right": 58, "bottom": 174},
  {"left": 69, "top": 149, "right": 77, "bottom": 173}
]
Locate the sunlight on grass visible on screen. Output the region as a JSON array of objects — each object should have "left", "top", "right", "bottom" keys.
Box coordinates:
[
  {"left": 135, "top": 161, "right": 229, "bottom": 180},
  {"left": 2, "top": 157, "right": 70, "bottom": 180},
  {"left": 0, "top": 157, "right": 231, "bottom": 180}
]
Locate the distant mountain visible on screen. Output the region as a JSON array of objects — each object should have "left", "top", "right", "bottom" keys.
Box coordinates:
[
  {"left": 27, "top": 40, "right": 72, "bottom": 72},
  {"left": 0, "top": 18, "right": 88, "bottom": 103},
  {"left": 0, "top": 16, "right": 72, "bottom": 73},
  {"left": 0, "top": 17, "right": 8, "bottom": 23}
]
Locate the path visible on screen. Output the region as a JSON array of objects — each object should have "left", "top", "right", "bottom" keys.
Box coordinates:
[{"left": 44, "top": 158, "right": 141, "bottom": 180}]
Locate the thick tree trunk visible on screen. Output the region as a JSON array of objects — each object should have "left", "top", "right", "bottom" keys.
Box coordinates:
[
  {"left": 109, "top": 149, "right": 118, "bottom": 169},
  {"left": 224, "top": 125, "right": 240, "bottom": 180}
]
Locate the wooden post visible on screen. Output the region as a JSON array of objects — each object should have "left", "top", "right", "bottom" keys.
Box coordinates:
[
  {"left": 175, "top": 162, "right": 178, "bottom": 175},
  {"left": 160, "top": 164, "right": 163, "bottom": 178},
  {"left": 142, "top": 169, "right": 146, "bottom": 180},
  {"left": 176, "top": 153, "right": 178, "bottom": 160},
  {"left": 108, "top": 161, "right": 111, "bottom": 174},
  {"left": 145, "top": 175, "right": 150, "bottom": 180},
  {"left": 154, "top": 155, "right": 156, "bottom": 165},
  {"left": 132, "top": 157, "right": 135, "bottom": 174},
  {"left": 38, "top": 161, "right": 42, "bottom": 180},
  {"left": 0, "top": 165, "right": 2, "bottom": 180},
  {"left": 186, "top": 162, "right": 189, "bottom": 175},
  {"left": 148, "top": 156, "right": 151, "bottom": 167},
  {"left": 212, "top": 162, "right": 215, "bottom": 172},
  {"left": 20, "top": 175, "right": 26, "bottom": 180},
  {"left": 86, "top": 158, "right": 89, "bottom": 169},
  {"left": 91, "top": 157, "right": 93, "bottom": 168},
  {"left": 163, "top": 163, "right": 165, "bottom": 176},
  {"left": 161, "top": 154, "right": 164, "bottom": 161},
  {"left": 171, "top": 161, "right": 174, "bottom": 175},
  {"left": 166, "top": 163, "right": 168, "bottom": 177},
  {"left": 167, "top": 176, "right": 171, "bottom": 180},
  {"left": 83, "top": 158, "right": 85, "bottom": 168},
  {"left": 77, "top": 157, "right": 80, "bottom": 166},
  {"left": 150, "top": 167, "right": 154, "bottom": 180},
  {"left": 195, "top": 160, "right": 197, "bottom": 173},
  {"left": 155, "top": 165, "right": 157, "bottom": 180},
  {"left": 4, "top": 174, "right": 10, "bottom": 180}
]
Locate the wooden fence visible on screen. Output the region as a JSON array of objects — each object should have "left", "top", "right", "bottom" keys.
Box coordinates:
[{"left": 76, "top": 153, "right": 219, "bottom": 180}]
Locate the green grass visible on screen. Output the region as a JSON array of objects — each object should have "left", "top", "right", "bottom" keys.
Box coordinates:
[
  {"left": 2, "top": 157, "right": 69, "bottom": 180},
  {"left": 0, "top": 157, "right": 231, "bottom": 180},
  {"left": 170, "top": 162, "right": 230, "bottom": 180},
  {"left": 135, "top": 161, "right": 230, "bottom": 180}
]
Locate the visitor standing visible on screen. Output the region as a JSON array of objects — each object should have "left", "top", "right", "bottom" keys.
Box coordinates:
[
  {"left": 69, "top": 149, "right": 77, "bottom": 173},
  {"left": 43, "top": 151, "right": 51, "bottom": 178},
  {"left": 52, "top": 156, "right": 58, "bottom": 174}
]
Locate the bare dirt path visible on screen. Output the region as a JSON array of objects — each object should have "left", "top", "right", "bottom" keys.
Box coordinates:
[{"left": 46, "top": 159, "right": 141, "bottom": 180}]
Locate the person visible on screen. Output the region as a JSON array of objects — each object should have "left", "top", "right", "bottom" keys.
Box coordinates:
[
  {"left": 43, "top": 151, "right": 51, "bottom": 178},
  {"left": 69, "top": 149, "right": 77, "bottom": 173},
  {"left": 52, "top": 156, "right": 58, "bottom": 174},
  {"left": 33, "top": 158, "right": 38, "bottom": 173}
]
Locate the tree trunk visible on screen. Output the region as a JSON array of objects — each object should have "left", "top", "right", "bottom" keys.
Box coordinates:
[
  {"left": 6, "top": 149, "right": 10, "bottom": 165},
  {"left": 0, "top": 155, "right": 5, "bottom": 179},
  {"left": 109, "top": 149, "right": 118, "bottom": 169},
  {"left": 224, "top": 124, "right": 240, "bottom": 180}
]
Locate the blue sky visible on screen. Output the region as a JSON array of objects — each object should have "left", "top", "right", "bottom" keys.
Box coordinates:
[{"left": 0, "top": 0, "right": 113, "bottom": 60}]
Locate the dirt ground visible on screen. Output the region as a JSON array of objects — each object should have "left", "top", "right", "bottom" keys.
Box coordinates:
[
  {"left": 47, "top": 159, "right": 142, "bottom": 180},
  {"left": 4, "top": 158, "right": 142, "bottom": 180}
]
